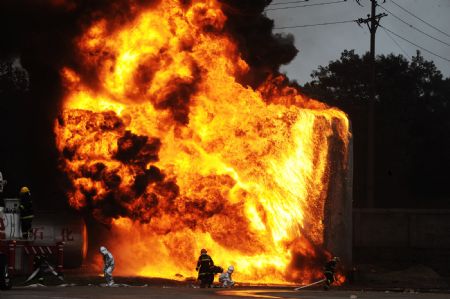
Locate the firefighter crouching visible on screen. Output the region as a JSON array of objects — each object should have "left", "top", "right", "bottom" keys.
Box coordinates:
[
  {"left": 219, "top": 266, "right": 235, "bottom": 287},
  {"left": 323, "top": 256, "right": 340, "bottom": 290},
  {"left": 196, "top": 249, "right": 214, "bottom": 288},
  {"left": 19, "top": 186, "right": 34, "bottom": 239}
]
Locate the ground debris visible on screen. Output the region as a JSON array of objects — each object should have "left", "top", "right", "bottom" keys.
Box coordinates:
[
  {"left": 353, "top": 264, "right": 449, "bottom": 289},
  {"left": 99, "top": 283, "right": 130, "bottom": 287},
  {"left": 56, "top": 283, "right": 77, "bottom": 287},
  {"left": 403, "top": 288, "right": 417, "bottom": 294},
  {"left": 24, "top": 283, "right": 47, "bottom": 288}
]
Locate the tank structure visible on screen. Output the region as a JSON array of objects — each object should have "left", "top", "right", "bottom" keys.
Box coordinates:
[
  {"left": 323, "top": 120, "right": 353, "bottom": 273},
  {"left": 31, "top": 211, "right": 87, "bottom": 268}
]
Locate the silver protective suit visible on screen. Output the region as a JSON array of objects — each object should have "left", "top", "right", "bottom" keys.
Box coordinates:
[
  {"left": 219, "top": 267, "right": 234, "bottom": 287},
  {"left": 100, "top": 247, "right": 115, "bottom": 286}
]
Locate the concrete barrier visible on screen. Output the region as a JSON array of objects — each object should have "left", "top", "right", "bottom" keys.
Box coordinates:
[{"left": 353, "top": 209, "right": 450, "bottom": 275}]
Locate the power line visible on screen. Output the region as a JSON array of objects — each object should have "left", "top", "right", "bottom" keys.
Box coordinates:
[
  {"left": 273, "top": 19, "right": 356, "bottom": 29},
  {"left": 377, "top": 4, "right": 450, "bottom": 47},
  {"left": 265, "top": 0, "right": 346, "bottom": 11},
  {"left": 269, "top": 0, "right": 310, "bottom": 6},
  {"left": 380, "top": 25, "right": 450, "bottom": 63},
  {"left": 355, "top": 0, "right": 386, "bottom": 209},
  {"left": 391, "top": 0, "right": 450, "bottom": 39},
  {"left": 381, "top": 26, "right": 410, "bottom": 59}
]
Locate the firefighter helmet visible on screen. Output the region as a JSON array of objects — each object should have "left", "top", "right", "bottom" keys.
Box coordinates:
[
  {"left": 228, "top": 266, "right": 234, "bottom": 273},
  {"left": 200, "top": 248, "right": 207, "bottom": 254},
  {"left": 100, "top": 246, "right": 108, "bottom": 255},
  {"left": 20, "top": 186, "right": 30, "bottom": 195},
  {"left": 332, "top": 256, "right": 340, "bottom": 262}
]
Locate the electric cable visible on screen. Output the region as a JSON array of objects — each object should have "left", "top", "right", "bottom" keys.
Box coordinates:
[
  {"left": 269, "top": 0, "right": 311, "bottom": 6},
  {"left": 265, "top": 0, "right": 346, "bottom": 11},
  {"left": 391, "top": 0, "right": 450, "bottom": 39},
  {"left": 274, "top": 19, "right": 356, "bottom": 29},
  {"left": 380, "top": 25, "right": 450, "bottom": 63},
  {"left": 381, "top": 26, "right": 410, "bottom": 59},
  {"left": 378, "top": 4, "right": 450, "bottom": 47}
]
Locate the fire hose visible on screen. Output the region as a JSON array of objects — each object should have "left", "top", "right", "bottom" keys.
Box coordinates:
[{"left": 294, "top": 278, "right": 326, "bottom": 291}]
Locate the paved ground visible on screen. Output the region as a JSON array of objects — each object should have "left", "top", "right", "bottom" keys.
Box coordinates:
[{"left": 1, "top": 286, "right": 450, "bottom": 299}]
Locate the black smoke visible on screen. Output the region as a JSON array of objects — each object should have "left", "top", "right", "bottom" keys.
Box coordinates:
[
  {"left": 0, "top": 1, "right": 331, "bottom": 278},
  {"left": 115, "top": 131, "right": 161, "bottom": 166},
  {"left": 220, "top": 0, "right": 299, "bottom": 86},
  {"left": 0, "top": 0, "right": 160, "bottom": 209},
  {"left": 0, "top": 0, "right": 299, "bottom": 209}
]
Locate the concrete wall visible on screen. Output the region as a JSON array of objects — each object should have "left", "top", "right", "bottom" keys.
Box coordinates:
[{"left": 353, "top": 209, "right": 450, "bottom": 275}]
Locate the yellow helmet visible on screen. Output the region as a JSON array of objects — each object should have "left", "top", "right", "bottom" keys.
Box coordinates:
[{"left": 20, "top": 186, "right": 30, "bottom": 195}]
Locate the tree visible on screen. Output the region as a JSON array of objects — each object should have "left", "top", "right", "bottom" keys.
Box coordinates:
[{"left": 302, "top": 50, "right": 450, "bottom": 208}]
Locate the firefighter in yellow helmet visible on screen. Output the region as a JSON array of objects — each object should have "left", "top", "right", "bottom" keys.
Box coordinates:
[
  {"left": 196, "top": 249, "right": 215, "bottom": 288},
  {"left": 19, "top": 186, "right": 34, "bottom": 239}
]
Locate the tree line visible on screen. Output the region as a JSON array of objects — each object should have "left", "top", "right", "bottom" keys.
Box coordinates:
[{"left": 302, "top": 50, "right": 450, "bottom": 208}]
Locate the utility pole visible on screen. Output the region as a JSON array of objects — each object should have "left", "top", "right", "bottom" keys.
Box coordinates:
[{"left": 356, "top": 1, "right": 387, "bottom": 208}]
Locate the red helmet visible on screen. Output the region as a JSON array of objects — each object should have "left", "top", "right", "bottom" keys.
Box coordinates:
[{"left": 200, "top": 249, "right": 207, "bottom": 254}]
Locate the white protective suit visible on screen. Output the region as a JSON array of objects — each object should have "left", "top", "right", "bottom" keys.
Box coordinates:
[
  {"left": 100, "top": 246, "right": 115, "bottom": 286},
  {"left": 219, "top": 266, "right": 235, "bottom": 287}
]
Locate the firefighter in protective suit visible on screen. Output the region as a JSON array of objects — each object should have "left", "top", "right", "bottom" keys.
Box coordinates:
[
  {"left": 219, "top": 265, "right": 235, "bottom": 287},
  {"left": 100, "top": 246, "right": 115, "bottom": 286},
  {"left": 323, "top": 256, "right": 340, "bottom": 290},
  {"left": 19, "top": 186, "right": 34, "bottom": 239},
  {"left": 196, "top": 249, "right": 214, "bottom": 288}
]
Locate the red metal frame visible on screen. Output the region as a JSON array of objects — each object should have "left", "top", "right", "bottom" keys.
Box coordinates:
[
  {"left": 0, "top": 240, "right": 64, "bottom": 275},
  {"left": 7, "top": 240, "right": 15, "bottom": 273}
]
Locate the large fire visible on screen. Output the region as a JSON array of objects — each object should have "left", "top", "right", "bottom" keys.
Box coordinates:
[{"left": 54, "top": 0, "right": 349, "bottom": 284}]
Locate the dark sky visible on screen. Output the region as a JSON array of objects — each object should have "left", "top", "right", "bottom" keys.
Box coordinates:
[{"left": 267, "top": 0, "right": 450, "bottom": 83}]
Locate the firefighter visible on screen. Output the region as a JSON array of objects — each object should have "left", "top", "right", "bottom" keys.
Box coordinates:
[
  {"left": 323, "top": 256, "right": 340, "bottom": 290},
  {"left": 196, "top": 248, "right": 214, "bottom": 288},
  {"left": 100, "top": 246, "right": 115, "bottom": 286},
  {"left": 219, "top": 265, "right": 235, "bottom": 288},
  {"left": 19, "top": 186, "right": 34, "bottom": 239}
]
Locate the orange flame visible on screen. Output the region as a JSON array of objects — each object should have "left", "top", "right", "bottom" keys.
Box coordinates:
[{"left": 55, "top": 0, "right": 349, "bottom": 284}]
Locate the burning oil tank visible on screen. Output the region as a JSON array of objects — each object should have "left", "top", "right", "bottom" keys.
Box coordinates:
[
  {"left": 323, "top": 121, "right": 353, "bottom": 271},
  {"left": 52, "top": 0, "right": 355, "bottom": 282}
]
